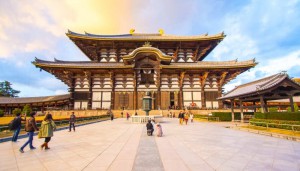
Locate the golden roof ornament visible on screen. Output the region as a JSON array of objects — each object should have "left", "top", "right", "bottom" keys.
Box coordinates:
[
  {"left": 143, "top": 41, "right": 152, "bottom": 47},
  {"left": 130, "top": 28, "right": 135, "bottom": 34},
  {"left": 158, "top": 29, "right": 164, "bottom": 35}
]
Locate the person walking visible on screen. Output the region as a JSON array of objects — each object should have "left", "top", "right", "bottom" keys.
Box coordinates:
[
  {"left": 110, "top": 111, "right": 114, "bottom": 121},
  {"left": 19, "top": 112, "right": 39, "bottom": 153},
  {"left": 190, "top": 113, "right": 194, "bottom": 123},
  {"left": 11, "top": 112, "right": 26, "bottom": 142},
  {"left": 38, "top": 113, "right": 56, "bottom": 150},
  {"left": 121, "top": 111, "right": 123, "bottom": 118},
  {"left": 69, "top": 112, "right": 76, "bottom": 132},
  {"left": 184, "top": 113, "right": 189, "bottom": 125},
  {"left": 126, "top": 112, "right": 130, "bottom": 120}
]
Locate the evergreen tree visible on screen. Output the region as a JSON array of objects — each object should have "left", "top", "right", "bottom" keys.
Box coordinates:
[
  {"left": 22, "top": 104, "right": 32, "bottom": 116},
  {"left": 0, "top": 81, "right": 20, "bottom": 97}
]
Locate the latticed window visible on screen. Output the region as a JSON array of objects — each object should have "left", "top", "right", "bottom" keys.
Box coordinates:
[
  {"left": 204, "top": 91, "right": 218, "bottom": 101},
  {"left": 119, "top": 93, "right": 129, "bottom": 108}
]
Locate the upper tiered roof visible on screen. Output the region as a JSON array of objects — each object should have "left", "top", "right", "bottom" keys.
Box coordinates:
[{"left": 66, "top": 30, "right": 226, "bottom": 61}]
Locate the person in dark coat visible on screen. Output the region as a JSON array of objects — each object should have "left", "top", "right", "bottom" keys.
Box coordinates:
[
  {"left": 110, "top": 111, "right": 114, "bottom": 121},
  {"left": 146, "top": 120, "right": 154, "bottom": 136},
  {"left": 69, "top": 112, "right": 76, "bottom": 132},
  {"left": 12, "top": 112, "right": 26, "bottom": 142}
]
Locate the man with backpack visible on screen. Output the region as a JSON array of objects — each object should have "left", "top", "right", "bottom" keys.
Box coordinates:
[{"left": 11, "top": 112, "right": 26, "bottom": 142}]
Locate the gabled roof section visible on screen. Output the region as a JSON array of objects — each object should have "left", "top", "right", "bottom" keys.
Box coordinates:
[
  {"left": 218, "top": 72, "right": 300, "bottom": 100},
  {"left": 122, "top": 46, "right": 173, "bottom": 65}
]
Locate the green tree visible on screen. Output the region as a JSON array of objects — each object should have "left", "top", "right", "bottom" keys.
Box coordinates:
[
  {"left": 12, "top": 108, "right": 22, "bottom": 115},
  {"left": 287, "top": 103, "right": 299, "bottom": 112},
  {"left": 22, "top": 104, "right": 32, "bottom": 116},
  {"left": 0, "top": 109, "right": 4, "bottom": 117},
  {"left": 0, "top": 81, "right": 20, "bottom": 97}
]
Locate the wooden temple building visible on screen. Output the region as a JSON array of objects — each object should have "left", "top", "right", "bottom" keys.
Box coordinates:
[
  {"left": 32, "top": 30, "right": 257, "bottom": 110},
  {"left": 219, "top": 72, "right": 300, "bottom": 121}
]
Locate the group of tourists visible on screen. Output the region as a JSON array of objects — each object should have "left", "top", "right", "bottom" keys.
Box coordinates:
[
  {"left": 10, "top": 111, "right": 76, "bottom": 153},
  {"left": 178, "top": 111, "right": 194, "bottom": 125}
]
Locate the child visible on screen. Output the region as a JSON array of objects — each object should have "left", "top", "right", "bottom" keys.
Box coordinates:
[{"left": 156, "top": 123, "right": 163, "bottom": 137}]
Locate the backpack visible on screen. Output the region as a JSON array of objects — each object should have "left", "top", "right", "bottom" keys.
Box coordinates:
[{"left": 9, "top": 118, "right": 20, "bottom": 130}]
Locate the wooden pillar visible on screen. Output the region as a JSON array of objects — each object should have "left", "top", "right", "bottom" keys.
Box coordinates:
[
  {"left": 264, "top": 100, "right": 268, "bottom": 113},
  {"left": 133, "top": 71, "right": 138, "bottom": 110},
  {"left": 289, "top": 96, "right": 295, "bottom": 112},
  {"left": 179, "top": 72, "right": 185, "bottom": 110},
  {"left": 110, "top": 72, "right": 115, "bottom": 110},
  {"left": 230, "top": 99, "right": 235, "bottom": 122},
  {"left": 253, "top": 101, "right": 256, "bottom": 112},
  {"left": 69, "top": 77, "right": 75, "bottom": 110},
  {"left": 217, "top": 79, "right": 223, "bottom": 109},
  {"left": 151, "top": 91, "right": 155, "bottom": 110},
  {"left": 85, "top": 72, "right": 93, "bottom": 110},
  {"left": 260, "top": 95, "right": 266, "bottom": 113},
  {"left": 240, "top": 99, "right": 244, "bottom": 123},
  {"left": 201, "top": 87, "right": 206, "bottom": 109}
]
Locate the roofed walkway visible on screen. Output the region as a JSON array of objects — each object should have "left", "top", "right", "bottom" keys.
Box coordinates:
[{"left": 1, "top": 118, "right": 300, "bottom": 171}]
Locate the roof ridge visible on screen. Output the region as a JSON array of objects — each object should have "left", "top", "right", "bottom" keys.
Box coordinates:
[{"left": 257, "top": 72, "right": 287, "bottom": 90}]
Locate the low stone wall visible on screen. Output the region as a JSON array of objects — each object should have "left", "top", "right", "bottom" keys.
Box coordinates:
[{"left": 48, "top": 109, "right": 232, "bottom": 117}]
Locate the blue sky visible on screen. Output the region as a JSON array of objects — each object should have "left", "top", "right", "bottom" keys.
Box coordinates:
[{"left": 0, "top": 0, "right": 300, "bottom": 97}]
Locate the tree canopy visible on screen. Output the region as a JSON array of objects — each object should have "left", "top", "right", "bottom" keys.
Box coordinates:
[{"left": 0, "top": 81, "right": 20, "bottom": 97}]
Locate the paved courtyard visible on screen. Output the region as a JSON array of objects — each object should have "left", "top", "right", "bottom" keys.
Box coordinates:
[{"left": 1, "top": 118, "right": 300, "bottom": 171}]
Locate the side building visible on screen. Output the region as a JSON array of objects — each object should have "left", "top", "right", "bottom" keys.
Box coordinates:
[{"left": 33, "top": 30, "right": 257, "bottom": 110}]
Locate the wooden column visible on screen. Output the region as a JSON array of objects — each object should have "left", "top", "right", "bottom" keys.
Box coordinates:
[
  {"left": 289, "top": 95, "right": 295, "bottom": 112},
  {"left": 69, "top": 76, "right": 75, "bottom": 110},
  {"left": 240, "top": 99, "right": 244, "bottom": 123},
  {"left": 110, "top": 72, "right": 115, "bottom": 110},
  {"left": 156, "top": 69, "right": 161, "bottom": 110},
  {"left": 201, "top": 87, "right": 206, "bottom": 109},
  {"left": 179, "top": 72, "right": 185, "bottom": 110},
  {"left": 260, "top": 95, "right": 266, "bottom": 113},
  {"left": 217, "top": 84, "right": 223, "bottom": 109},
  {"left": 230, "top": 99, "right": 235, "bottom": 122},
  {"left": 253, "top": 101, "right": 256, "bottom": 112},
  {"left": 264, "top": 100, "right": 268, "bottom": 113},
  {"left": 86, "top": 72, "right": 92, "bottom": 110},
  {"left": 133, "top": 71, "right": 138, "bottom": 110}
]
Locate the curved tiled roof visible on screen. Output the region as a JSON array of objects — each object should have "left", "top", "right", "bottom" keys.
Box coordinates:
[
  {"left": 66, "top": 30, "right": 226, "bottom": 41},
  {"left": 218, "top": 72, "right": 294, "bottom": 100},
  {"left": 33, "top": 58, "right": 256, "bottom": 69},
  {"left": 33, "top": 58, "right": 134, "bottom": 68},
  {"left": 0, "top": 94, "right": 70, "bottom": 104},
  {"left": 163, "top": 59, "right": 257, "bottom": 69}
]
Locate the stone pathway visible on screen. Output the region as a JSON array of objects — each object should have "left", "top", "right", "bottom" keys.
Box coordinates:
[{"left": 0, "top": 118, "right": 300, "bottom": 171}]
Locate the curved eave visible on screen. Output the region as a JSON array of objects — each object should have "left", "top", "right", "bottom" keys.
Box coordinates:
[
  {"left": 66, "top": 32, "right": 226, "bottom": 42},
  {"left": 122, "top": 47, "right": 173, "bottom": 61},
  {"left": 32, "top": 61, "right": 133, "bottom": 69},
  {"left": 162, "top": 63, "right": 257, "bottom": 69}
]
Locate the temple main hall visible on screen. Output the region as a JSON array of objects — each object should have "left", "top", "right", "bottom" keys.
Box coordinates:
[{"left": 33, "top": 30, "right": 257, "bottom": 110}]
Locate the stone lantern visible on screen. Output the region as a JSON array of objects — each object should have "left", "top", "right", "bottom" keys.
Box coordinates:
[{"left": 142, "top": 92, "right": 152, "bottom": 116}]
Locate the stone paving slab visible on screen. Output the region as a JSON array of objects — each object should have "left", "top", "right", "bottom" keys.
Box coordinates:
[{"left": 0, "top": 118, "right": 300, "bottom": 171}]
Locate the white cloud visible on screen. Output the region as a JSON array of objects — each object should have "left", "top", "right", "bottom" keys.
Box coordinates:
[
  {"left": 13, "top": 82, "right": 56, "bottom": 97},
  {"left": 258, "top": 50, "right": 300, "bottom": 75}
]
